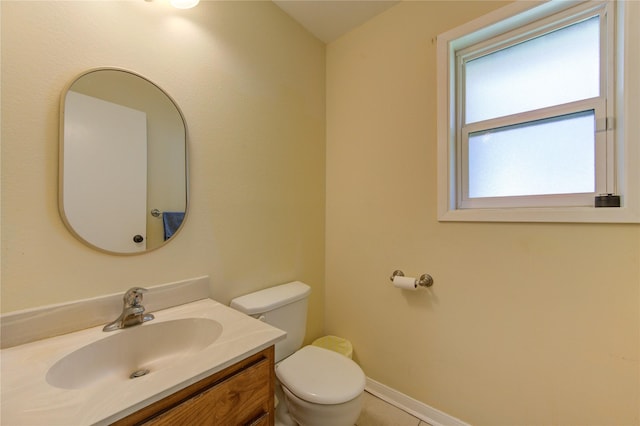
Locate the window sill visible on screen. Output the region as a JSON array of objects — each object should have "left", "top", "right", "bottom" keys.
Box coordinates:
[{"left": 438, "top": 205, "right": 640, "bottom": 223}]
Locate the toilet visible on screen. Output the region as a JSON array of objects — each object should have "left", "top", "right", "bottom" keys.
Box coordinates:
[{"left": 230, "top": 281, "right": 365, "bottom": 426}]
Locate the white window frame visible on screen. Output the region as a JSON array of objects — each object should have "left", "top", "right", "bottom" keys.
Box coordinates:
[{"left": 437, "top": 0, "right": 640, "bottom": 223}]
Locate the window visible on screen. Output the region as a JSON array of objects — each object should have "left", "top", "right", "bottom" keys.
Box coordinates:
[{"left": 437, "top": 0, "right": 640, "bottom": 223}]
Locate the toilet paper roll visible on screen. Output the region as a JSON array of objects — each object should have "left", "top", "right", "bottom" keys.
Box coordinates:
[{"left": 392, "top": 275, "right": 418, "bottom": 290}]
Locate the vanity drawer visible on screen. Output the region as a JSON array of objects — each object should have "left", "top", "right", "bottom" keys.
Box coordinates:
[{"left": 113, "top": 346, "right": 274, "bottom": 426}]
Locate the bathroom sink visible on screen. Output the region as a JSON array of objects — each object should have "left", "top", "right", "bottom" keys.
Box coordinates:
[
  {"left": 2, "top": 297, "right": 286, "bottom": 426},
  {"left": 46, "top": 318, "right": 223, "bottom": 389}
]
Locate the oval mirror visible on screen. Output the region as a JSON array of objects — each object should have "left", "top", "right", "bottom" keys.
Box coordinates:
[{"left": 59, "top": 68, "right": 188, "bottom": 255}]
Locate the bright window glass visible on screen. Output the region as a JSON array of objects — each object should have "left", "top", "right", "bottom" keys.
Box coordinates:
[
  {"left": 468, "top": 111, "right": 596, "bottom": 198},
  {"left": 464, "top": 16, "right": 600, "bottom": 124}
]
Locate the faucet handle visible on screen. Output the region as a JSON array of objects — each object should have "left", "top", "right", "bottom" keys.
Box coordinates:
[{"left": 123, "top": 287, "right": 148, "bottom": 306}]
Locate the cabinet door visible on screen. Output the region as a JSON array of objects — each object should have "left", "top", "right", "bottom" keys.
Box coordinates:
[
  {"left": 142, "top": 352, "right": 272, "bottom": 426},
  {"left": 112, "top": 347, "right": 274, "bottom": 426}
]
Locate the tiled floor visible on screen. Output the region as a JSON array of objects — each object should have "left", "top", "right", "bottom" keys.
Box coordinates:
[{"left": 356, "top": 391, "right": 431, "bottom": 426}]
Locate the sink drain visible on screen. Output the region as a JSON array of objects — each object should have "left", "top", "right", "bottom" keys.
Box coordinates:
[{"left": 129, "top": 368, "right": 150, "bottom": 379}]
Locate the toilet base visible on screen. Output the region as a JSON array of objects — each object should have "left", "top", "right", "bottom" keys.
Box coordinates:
[
  {"left": 280, "top": 384, "right": 363, "bottom": 426},
  {"left": 275, "top": 381, "right": 297, "bottom": 426}
]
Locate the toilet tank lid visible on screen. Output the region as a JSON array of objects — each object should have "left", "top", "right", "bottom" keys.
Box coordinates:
[{"left": 230, "top": 281, "right": 311, "bottom": 315}]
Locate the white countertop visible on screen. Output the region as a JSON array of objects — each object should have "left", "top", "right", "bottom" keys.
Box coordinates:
[{"left": 0, "top": 298, "right": 286, "bottom": 426}]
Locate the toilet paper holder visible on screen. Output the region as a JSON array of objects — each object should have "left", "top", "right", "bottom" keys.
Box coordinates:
[{"left": 390, "top": 270, "right": 434, "bottom": 288}]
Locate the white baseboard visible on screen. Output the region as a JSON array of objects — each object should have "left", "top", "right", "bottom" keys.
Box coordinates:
[{"left": 365, "top": 377, "right": 470, "bottom": 426}]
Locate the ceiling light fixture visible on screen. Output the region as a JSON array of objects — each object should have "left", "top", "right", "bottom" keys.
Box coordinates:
[{"left": 170, "top": 0, "right": 199, "bottom": 9}]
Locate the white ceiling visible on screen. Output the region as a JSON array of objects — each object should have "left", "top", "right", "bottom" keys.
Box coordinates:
[{"left": 272, "top": 0, "right": 400, "bottom": 43}]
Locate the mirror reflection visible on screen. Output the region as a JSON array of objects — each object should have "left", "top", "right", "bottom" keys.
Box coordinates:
[{"left": 59, "top": 68, "right": 188, "bottom": 254}]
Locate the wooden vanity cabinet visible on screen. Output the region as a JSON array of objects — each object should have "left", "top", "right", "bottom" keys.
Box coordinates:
[{"left": 112, "top": 346, "right": 275, "bottom": 426}]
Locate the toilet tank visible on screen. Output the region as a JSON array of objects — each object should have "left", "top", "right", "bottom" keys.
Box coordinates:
[{"left": 230, "top": 281, "right": 311, "bottom": 362}]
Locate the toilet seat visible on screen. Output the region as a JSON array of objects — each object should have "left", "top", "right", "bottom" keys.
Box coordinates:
[{"left": 276, "top": 345, "right": 365, "bottom": 405}]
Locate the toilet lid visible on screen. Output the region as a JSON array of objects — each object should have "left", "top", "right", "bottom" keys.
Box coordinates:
[{"left": 276, "top": 345, "right": 365, "bottom": 405}]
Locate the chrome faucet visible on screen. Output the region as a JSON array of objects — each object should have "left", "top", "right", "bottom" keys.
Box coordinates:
[{"left": 103, "top": 287, "right": 155, "bottom": 332}]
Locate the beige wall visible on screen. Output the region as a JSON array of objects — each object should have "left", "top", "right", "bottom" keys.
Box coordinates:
[
  {"left": 0, "top": 1, "right": 326, "bottom": 343},
  {"left": 3, "top": 0, "right": 640, "bottom": 424},
  {"left": 326, "top": 1, "right": 640, "bottom": 425}
]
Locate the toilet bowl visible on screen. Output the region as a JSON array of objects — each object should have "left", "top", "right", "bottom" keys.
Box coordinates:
[
  {"left": 230, "top": 282, "right": 366, "bottom": 426},
  {"left": 276, "top": 345, "right": 365, "bottom": 426}
]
